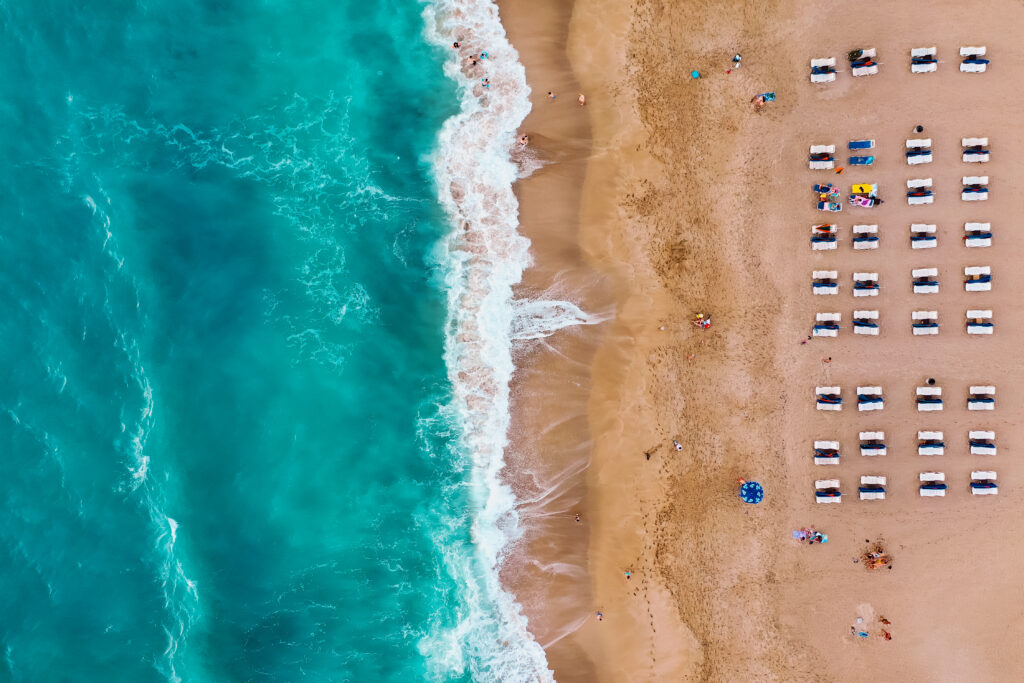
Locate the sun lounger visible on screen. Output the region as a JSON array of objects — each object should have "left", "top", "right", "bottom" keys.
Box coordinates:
[
  {"left": 859, "top": 475, "right": 887, "bottom": 500},
  {"left": 853, "top": 272, "right": 879, "bottom": 297},
  {"left": 816, "top": 386, "right": 842, "bottom": 411},
  {"left": 815, "top": 479, "right": 842, "bottom": 503},
  {"left": 962, "top": 137, "right": 990, "bottom": 162},
  {"left": 811, "top": 223, "right": 838, "bottom": 250},
  {"left": 968, "top": 385, "right": 995, "bottom": 411},
  {"left": 918, "top": 431, "right": 945, "bottom": 456},
  {"left": 857, "top": 386, "right": 883, "bottom": 411},
  {"left": 850, "top": 48, "right": 879, "bottom": 77},
  {"left": 853, "top": 310, "right": 879, "bottom": 336},
  {"left": 969, "top": 430, "right": 996, "bottom": 456},
  {"left": 817, "top": 201, "right": 842, "bottom": 212},
  {"left": 907, "top": 178, "right": 934, "bottom": 205},
  {"left": 812, "top": 270, "right": 838, "bottom": 295},
  {"left": 964, "top": 222, "right": 992, "bottom": 248},
  {"left": 970, "top": 470, "right": 997, "bottom": 495},
  {"left": 906, "top": 139, "right": 933, "bottom": 165},
  {"left": 809, "top": 145, "right": 836, "bottom": 170},
  {"left": 810, "top": 57, "right": 837, "bottom": 83},
  {"left": 813, "top": 312, "right": 840, "bottom": 337},
  {"left": 911, "top": 47, "right": 938, "bottom": 72},
  {"left": 912, "top": 267, "right": 939, "bottom": 294},
  {"left": 966, "top": 309, "right": 993, "bottom": 335},
  {"left": 920, "top": 472, "right": 947, "bottom": 496},
  {"left": 860, "top": 431, "right": 886, "bottom": 456},
  {"left": 814, "top": 440, "right": 840, "bottom": 465},
  {"left": 912, "top": 310, "right": 939, "bottom": 335},
  {"left": 962, "top": 176, "right": 988, "bottom": 201},
  {"left": 849, "top": 155, "right": 874, "bottom": 165},
  {"left": 910, "top": 223, "right": 936, "bottom": 249},
  {"left": 917, "top": 386, "right": 943, "bottom": 411},
  {"left": 849, "top": 139, "right": 875, "bottom": 150},
  {"left": 960, "top": 46, "right": 988, "bottom": 73},
  {"left": 851, "top": 224, "right": 878, "bottom": 250},
  {"left": 964, "top": 266, "right": 991, "bottom": 292}
]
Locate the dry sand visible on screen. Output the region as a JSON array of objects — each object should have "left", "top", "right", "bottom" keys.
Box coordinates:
[{"left": 503, "top": 0, "right": 1024, "bottom": 681}]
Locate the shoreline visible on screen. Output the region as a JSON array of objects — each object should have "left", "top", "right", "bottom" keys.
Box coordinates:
[{"left": 503, "top": 0, "right": 1024, "bottom": 680}]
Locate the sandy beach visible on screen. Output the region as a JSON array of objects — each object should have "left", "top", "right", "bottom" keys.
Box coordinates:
[{"left": 502, "top": 0, "right": 1024, "bottom": 680}]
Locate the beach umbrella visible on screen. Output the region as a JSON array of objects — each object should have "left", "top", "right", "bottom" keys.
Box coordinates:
[{"left": 739, "top": 480, "right": 764, "bottom": 504}]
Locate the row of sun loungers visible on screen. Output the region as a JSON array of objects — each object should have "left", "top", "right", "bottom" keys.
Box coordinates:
[
  {"left": 816, "top": 471, "right": 998, "bottom": 502},
  {"left": 809, "top": 222, "right": 992, "bottom": 249},
  {"left": 813, "top": 139, "right": 989, "bottom": 167},
  {"left": 815, "top": 431, "right": 997, "bottom": 463},
  {"left": 810, "top": 46, "right": 989, "bottom": 82},
  {"left": 811, "top": 267, "right": 992, "bottom": 294},
  {"left": 812, "top": 310, "right": 992, "bottom": 336},
  {"left": 815, "top": 386, "right": 995, "bottom": 411},
  {"left": 904, "top": 138, "right": 991, "bottom": 165}
]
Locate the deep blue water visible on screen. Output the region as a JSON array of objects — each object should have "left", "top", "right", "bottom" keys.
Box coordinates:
[{"left": 0, "top": 1, "right": 500, "bottom": 680}]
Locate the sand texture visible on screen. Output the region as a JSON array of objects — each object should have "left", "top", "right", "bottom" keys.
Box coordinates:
[{"left": 501, "top": 0, "right": 1024, "bottom": 680}]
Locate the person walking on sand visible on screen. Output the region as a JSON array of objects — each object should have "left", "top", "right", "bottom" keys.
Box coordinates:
[
  {"left": 578, "top": 93, "right": 586, "bottom": 106},
  {"left": 732, "top": 53, "right": 742, "bottom": 68},
  {"left": 575, "top": 513, "right": 581, "bottom": 524},
  {"left": 518, "top": 134, "right": 529, "bottom": 147},
  {"left": 672, "top": 440, "right": 683, "bottom": 452},
  {"left": 547, "top": 91, "right": 556, "bottom": 100}
]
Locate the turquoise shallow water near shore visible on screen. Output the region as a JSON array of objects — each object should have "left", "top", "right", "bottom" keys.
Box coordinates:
[{"left": 0, "top": 1, "right": 550, "bottom": 679}]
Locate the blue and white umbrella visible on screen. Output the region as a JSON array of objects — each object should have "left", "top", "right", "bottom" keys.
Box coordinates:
[{"left": 739, "top": 480, "right": 764, "bottom": 504}]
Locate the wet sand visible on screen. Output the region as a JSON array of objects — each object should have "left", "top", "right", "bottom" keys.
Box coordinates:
[{"left": 504, "top": 0, "right": 1024, "bottom": 680}]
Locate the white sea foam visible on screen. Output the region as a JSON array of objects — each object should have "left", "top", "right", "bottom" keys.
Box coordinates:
[{"left": 421, "top": 1, "right": 595, "bottom": 680}]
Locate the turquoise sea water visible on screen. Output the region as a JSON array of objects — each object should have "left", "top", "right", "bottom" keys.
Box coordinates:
[{"left": 0, "top": 1, "right": 553, "bottom": 680}]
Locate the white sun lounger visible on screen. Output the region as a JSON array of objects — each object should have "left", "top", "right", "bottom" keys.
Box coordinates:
[
  {"left": 918, "top": 431, "right": 945, "bottom": 456},
  {"left": 917, "top": 386, "right": 943, "bottom": 411},
  {"left": 857, "top": 386, "right": 884, "bottom": 412},
  {"left": 813, "top": 312, "right": 841, "bottom": 337},
  {"left": 853, "top": 310, "right": 879, "bottom": 336},
  {"left": 920, "top": 472, "right": 947, "bottom": 497},
  {"left": 859, "top": 475, "right": 887, "bottom": 500},
  {"left": 853, "top": 272, "right": 879, "bottom": 297},
  {"left": 962, "top": 176, "right": 988, "bottom": 201},
  {"left": 968, "top": 385, "right": 995, "bottom": 411},
  {"left": 907, "top": 178, "right": 934, "bottom": 205},
  {"left": 971, "top": 471, "right": 997, "bottom": 495},
  {"left": 852, "top": 224, "right": 878, "bottom": 250},
  {"left": 809, "top": 145, "right": 836, "bottom": 170},
  {"left": 852, "top": 50, "right": 878, "bottom": 77},
  {"left": 964, "top": 266, "right": 991, "bottom": 292},
  {"left": 910, "top": 223, "right": 937, "bottom": 249},
  {"left": 969, "top": 430, "right": 996, "bottom": 456},
  {"left": 812, "top": 270, "right": 838, "bottom": 295},
  {"left": 816, "top": 386, "right": 842, "bottom": 411},
  {"left": 961, "top": 46, "right": 988, "bottom": 73},
  {"left": 810, "top": 57, "right": 837, "bottom": 83},
  {"left": 906, "top": 139, "right": 933, "bottom": 165},
  {"left": 965, "top": 222, "right": 992, "bottom": 248},
  {"left": 911, "top": 47, "right": 938, "bottom": 73},
  {"left": 815, "top": 479, "right": 842, "bottom": 503},
  {"left": 912, "top": 267, "right": 939, "bottom": 294},
  {"left": 811, "top": 223, "right": 838, "bottom": 250},
  {"left": 814, "top": 440, "right": 840, "bottom": 465},
  {"left": 860, "top": 431, "right": 886, "bottom": 456},
  {"left": 912, "top": 310, "right": 939, "bottom": 336},
  {"left": 963, "top": 137, "right": 990, "bottom": 162},
  {"left": 967, "top": 309, "right": 993, "bottom": 335}
]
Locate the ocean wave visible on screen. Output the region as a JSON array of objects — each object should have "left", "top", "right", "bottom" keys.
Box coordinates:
[{"left": 419, "top": 0, "right": 595, "bottom": 679}]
